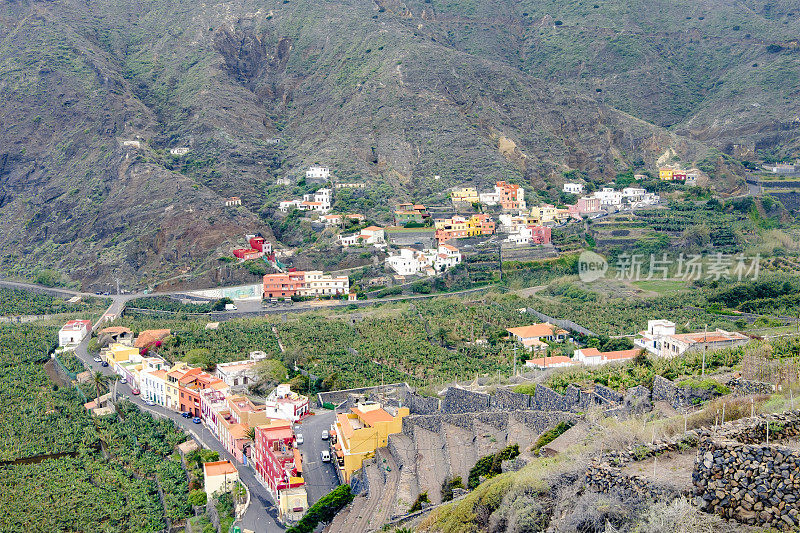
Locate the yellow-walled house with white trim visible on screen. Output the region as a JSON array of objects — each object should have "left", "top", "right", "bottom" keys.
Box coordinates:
[{"left": 331, "top": 402, "right": 409, "bottom": 483}]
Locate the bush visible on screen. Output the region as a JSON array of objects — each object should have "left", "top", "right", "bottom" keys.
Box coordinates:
[
  {"left": 188, "top": 490, "right": 207, "bottom": 507},
  {"left": 441, "top": 476, "right": 464, "bottom": 502},
  {"left": 531, "top": 421, "right": 575, "bottom": 454},
  {"left": 286, "top": 485, "right": 353, "bottom": 533},
  {"left": 468, "top": 444, "right": 519, "bottom": 489},
  {"left": 409, "top": 491, "right": 430, "bottom": 513},
  {"left": 377, "top": 286, "right": 402, "bottom": 298}
]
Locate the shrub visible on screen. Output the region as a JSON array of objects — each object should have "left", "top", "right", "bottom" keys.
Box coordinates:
[
  {"left": 188, "top": 490, "right": 207, "bottom": 507},
  {"left": 531, "top": 421, "right": 575, "bottom": 454},
  {"left": 409, "top": 491, "right": 430, "bottom": 512},
  {"left": 440, "top": 476, "right": 464, "bottom": 502},
  {"left": 468, "top": 444, "right": 520, "bottom": 489}
]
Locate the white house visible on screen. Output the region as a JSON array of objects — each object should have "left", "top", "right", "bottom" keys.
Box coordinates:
[
  {"left": 525, "top": 356, "right": 575, "bottom": 370},
  {"left": 634, "top": 320, "right": 749, "bottom": 358},
  {"left": 573, "top": 348, "right": 641, "bottom": 366},
  {"left": 563, "top": 183, "right": 584, "bottom": 195},
  {"left": 140, "top": 358, "right": 169, "bottom": 406},
  {"left": 593, "top": 187, "right": 623, "bottom": 207},
  {"left": 215, "top": 358, "right": 260, "bottom": 389},
  {"left": 306, "top": 165, "right": 330, "bottom": 181},
  {"left": 264, "top": 384, "right": 310, "bottom": 423},
  {"left": 338, "top": 226, "right": 385, "bottom": 247},
  {"left": 506, "top": 323, "right": 568, "bottom": 352},
  {"left": 478, "top": 191, "right": 499, "bottom": 206},
  {"left": 59, "top": 320, "right": 92, "bottom": 347},
  {"left": 279, "top": 200, "right": 302, "bottom": 212},
  {"left": 434, "top": 244, "right": 462, "bottom": 271},
  {"left": 622, "top": 187, "right": 646, "bottom": 202},
  {"left": 386, "top": 248, "right": 426, "bottom": 276}
]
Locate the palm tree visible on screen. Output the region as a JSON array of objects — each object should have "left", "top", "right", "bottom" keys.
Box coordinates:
[
  {"left": 89, "top": 371, "right": 108, "bottom": 401},
  {"left": 245, "top": 426, "right": 256, "bottom": 443}
]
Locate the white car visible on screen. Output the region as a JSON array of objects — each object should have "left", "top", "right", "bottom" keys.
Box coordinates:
[
  {"left": 320, "top": 450, "right": 331, "bottom": 462},
  {"left": 144, "top": 399, "right": 156, "bottom": 406},
  {"left": 321, "top": 430, "right": 329, "bottom": 440},
  {"left": 93, "top": 356, "right": 102, "bottom": 363},
  {"left": 120, "top": 377, "right": 127, "bottom": 384},
  {"left": 295, "top": 434, "right": 304, "bottom": 445}
]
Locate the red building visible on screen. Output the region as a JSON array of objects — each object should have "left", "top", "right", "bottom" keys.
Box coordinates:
[
  {"left": 248, "top": 236, "right": 272, "bottom": 254},
  {"left": 528, "top": 225, "right": 552, "bottom": 244},
  {"left": 233, "top": 248, "right": 263, "bottom": 260},
  {"left": 252, "top": 420, "right": 304, "bottom": 497},
  {"left": 262, "top": 272, "right": 307, "bottom": 298}
]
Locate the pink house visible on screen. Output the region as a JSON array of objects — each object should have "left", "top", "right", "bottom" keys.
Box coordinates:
[{"left": 576, "top": 196, "right": 600, "bottom": 215}]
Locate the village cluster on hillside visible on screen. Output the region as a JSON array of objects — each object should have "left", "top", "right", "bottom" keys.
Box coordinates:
[
  {"left": 55, "top": 302, "right": 757, "bottom": 528},
  {"left": 239, "top": 167, "right": 669, "bottom": 290},
  {"left": 60, "top": 322, "right": 312, "bottom": 523}
]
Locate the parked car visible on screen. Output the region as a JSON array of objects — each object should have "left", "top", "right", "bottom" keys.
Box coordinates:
[
  {"left": 93, "top": 356, "right": 102, "bottom": 363},
  {"left": 144, "top": 399, "right": 155, "bottom": 406},
  {"left": 192, "top": 417, "right": 202, "bottom": 424},
  {"left": 320, "top": 450, "right": 331, "bottom": 462},
  {"left": 131, "top": 388, "right": 140, "bottom": 395},
  {"left": 296, "top": 434, "right": 304, "bottom": 445},
  {"left": 120, "top": 377, "right": 127, "bottom": 384},
  {"left": 101, "top": 361, "right": 109, "bottom": 367},
  {"left": 181, "top": 412, "right": 192, "bottom": 418},
  {"left": 321, "top": 430, "right": 329, "bottom": 440}
]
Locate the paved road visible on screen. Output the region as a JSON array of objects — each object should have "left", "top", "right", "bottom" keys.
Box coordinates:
[{"left": 294, "top": 410, "right": 340, "bottom": 506}]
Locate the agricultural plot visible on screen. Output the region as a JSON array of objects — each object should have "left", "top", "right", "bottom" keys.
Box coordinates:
[
  {"left": 0, "top": 287, "right": 109, "bottom": 317},
  {"left": 0, "top": 324, "right": 190, "bottom": 532}
]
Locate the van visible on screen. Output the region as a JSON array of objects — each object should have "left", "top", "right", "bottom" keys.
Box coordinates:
[{"left": 320, "top": 450, "right": 331, "bottom": 462}]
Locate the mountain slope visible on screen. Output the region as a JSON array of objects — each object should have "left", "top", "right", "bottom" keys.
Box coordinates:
[{"left": 0, "top": 0, "right": 765, "bottom": 287}]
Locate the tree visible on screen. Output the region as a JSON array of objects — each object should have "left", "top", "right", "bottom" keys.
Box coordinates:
[
  {"left": 89, "top": 371, "right": 108, "bottom": 400},
  {"left": 289, "top": 374, "right": 309, "bottom": 394},
  {"left": 185, "top": 348, "right": 215, "bottom": 371},
  {"left": 245, "top": 426, "right": 256, "bottom": 443},
  {"left": 257, "top": 358, "right": 289, "bottom": 385},
  {"left": 212, "top": 297, "right": 233, "bottom": 311}
]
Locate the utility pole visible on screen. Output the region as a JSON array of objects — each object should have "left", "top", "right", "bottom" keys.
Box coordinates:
[
  {"left": 498, "top": 242, "right": 503, "bottom": 282},
  {"left": 701, "top": 324, "right": 707, "bottom": 377},
  {"left": 513, "top": 346, "right": 518, "bottom": 378}
]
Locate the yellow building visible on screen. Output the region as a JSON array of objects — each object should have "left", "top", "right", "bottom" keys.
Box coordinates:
[
  {"left": 104, "top": 343, "right": 139, "bottom": 366},
  {"left": 659, "top": 168, "right": 674, "bottom": 180},
  {"left": 332, "top": 402, "right": 409, "bottom": 483},
  {"left": 450, "top": 187, "right": 479, "bottom": 204},
  {"left": 165, "top": 362, "right": 190, "bottom": 412},
  {"left": 278, "top": 485, "right": 308, "bottom": 523}
]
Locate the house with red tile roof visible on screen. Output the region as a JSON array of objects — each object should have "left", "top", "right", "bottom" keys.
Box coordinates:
[
  {"left": 507, "top": 323, "right": 568, "bottom": 351},
  {"left": 574, "top": 347, "right": 642, "bottom": 366},
  {"left": 524, "top": 355, "right": 576, "bottom": 369}
]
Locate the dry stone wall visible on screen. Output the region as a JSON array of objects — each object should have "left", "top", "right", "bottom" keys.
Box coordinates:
[{"left": 694, "top": 438, "right": 800, "bottom": 529}]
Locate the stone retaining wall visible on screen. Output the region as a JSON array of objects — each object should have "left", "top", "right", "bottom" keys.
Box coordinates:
[
  {"left": 694, "top": 438, "right": 800, "bottom": 529},
  {"left": 442, "top": 387, "right": 491, "bottom": 413},
  {"left": 585, "top": 462, "right": 683, "bottom": 502},
  {"left": 727, "top": 377, "right": 775, "bottom": 397},
  {"left": 492, "top": 387, "right": 532, "bottom": 410},
  {"left": 652, "top": 375, "right": 721, "bottom": 409}
]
